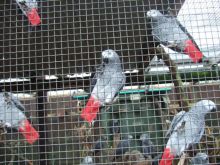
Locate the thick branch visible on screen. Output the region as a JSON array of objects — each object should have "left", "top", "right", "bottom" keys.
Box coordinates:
[{"left": 156, "top": 46, "right": 189, "bottom": 112}]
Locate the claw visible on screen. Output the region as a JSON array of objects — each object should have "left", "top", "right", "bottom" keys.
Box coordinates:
[
  {"left": 177, "top": 152, "right": 187, "bottom": 165},
  {"left": 0, "top": 126, "right": 7, "bottom": 135},
  {"left": 205, "top": 126, "right": 213, "bottom": 135},
  {"left": 167, "top": 43, "right": 178, "bottom": 48}
]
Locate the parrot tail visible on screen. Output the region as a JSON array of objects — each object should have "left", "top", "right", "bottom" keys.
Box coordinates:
[
  {"left": 80, "top": 95, "right": 101, "bottom": 123},
  {"left": 18, "top": 119, "right": 39, "bottom": 144},
  {"left": 27, "top": 8, "right": 41, "bottom": 26},
  {"left": 159, "top": 147, "right": 175, "bottom": 165},
  {"left": 183, "top": 40, "right": 203, "bottom": 63}
]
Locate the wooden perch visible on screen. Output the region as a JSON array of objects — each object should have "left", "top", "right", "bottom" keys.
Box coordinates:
[
  {"left": 156, "top": 46, "right": 189, "bottom": 112},
  {"left": 177, "top": 153, "right": 187, "bottom": 165}
]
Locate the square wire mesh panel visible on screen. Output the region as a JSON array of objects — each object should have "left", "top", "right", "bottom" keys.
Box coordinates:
[{"left": 0, "top": 0, "right": 220, "bottom": 165}]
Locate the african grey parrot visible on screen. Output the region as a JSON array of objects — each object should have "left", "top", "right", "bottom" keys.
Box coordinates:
[
  {"left": 190, "top": 152, "right": 209, "bottom": 165},
  {"left": 0, "top": 92, "right": 39, "bottom": 144},
  {"left": 139, "top": 133, "right": 155, "bottom": 159},
  {"left": 16, "top": 0, "right": 41, "bottom": 26},
  {"left": 159, "top": 100, "right": 216, "bottom": 165},
  {"left": 147, "top": 9, "right": 204, "bottom": 63},
  {"left": 113, "top": 134, "right": 133, "bottom": 160},
  {"left": 81, "top": 49, "right": 126, "bottom": 124},
  {"left": 92, "top": 136, "right": 107, "bottom": 155}
]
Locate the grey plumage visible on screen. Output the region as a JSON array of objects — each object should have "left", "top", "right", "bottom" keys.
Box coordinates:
[
  {"left": 0, "top": 92, "right": 27, "bottom": 128},
  {"left": 139, "top": 134, "right": 155, "bottom": 158},
  {"left": 92, "top": 136, "right": 107, "bottom": 155},
  {"left": 90, "top": 65, "right": 103, "bottom": 93},
  {"left": 80, "top": 49, "right": 126, "bottom": 123},
  {"left": 16, "top": 0, "right": 38, "bottom": 15},
  {"left": 91, "top": 49, "right": 126, "bottom": 105},
  {"left": 0, "top": 92, "right": 39, "bottom": 145},
  {"left": 190, "top": 153, "right": 209, "bottom": 165},
  {"left": 8, "top": 92, "right": 26, "bottom": 112},
  {"left": 15, "top": 0, "right": 41, "bottom": 27},
  {"left": 115, "top": 135, "right": 133, "bottom": 157},
  {"left": 147, "top": 9, "right": 205, "bottom": 64},
  {"left": 165, "top": 111, "right": 186, "bottom": 137},
  {"left": 146, "top": 9, "right": 189, "bottom": 50},
  {"left": 165, "top": 100, "right": 216, "bottom": 156}
]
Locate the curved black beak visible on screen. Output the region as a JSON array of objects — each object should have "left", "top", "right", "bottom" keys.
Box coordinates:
[
  {"left": 211, "top": 107, "right": 217, "bottom": 112},
  {"left": 103, "top": 58, "right": 109, "bottom": 64}
]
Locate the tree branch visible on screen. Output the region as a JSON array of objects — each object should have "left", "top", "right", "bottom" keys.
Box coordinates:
[{"left": 156, "top": 46, "right": 189, "bottom": 112}]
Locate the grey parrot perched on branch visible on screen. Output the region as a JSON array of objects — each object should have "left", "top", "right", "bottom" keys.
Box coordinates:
[
  {"left": 113, "top": 134, "right": 133, "bottom": 161},
  {"left": 159, "top": 100, "right": 216, "bottom": 165},
  {"left": 190, "top": 152, "right": 209, "bottom": 165},
  {"left": 92, "top": 136, "right": 107, "bottom": 155},
  {"left": 81, "top": 49, "right": 126, "bottom": 124},
  {"left": 15, "top": 0, "right": 41, "bottom": 26},
  {"left": 0, "top": 92, "right": 39, "bottom": 144},
  {"left": 147, "top": 9, "right": 204, "bottom": 63},
  {"left": 139, "top": 133, "right": 155, "bottom": 159}
]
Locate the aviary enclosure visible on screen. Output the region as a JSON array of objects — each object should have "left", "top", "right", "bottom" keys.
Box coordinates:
[{"left": 0, "top": 0, "right": 219, "bottom": 164}]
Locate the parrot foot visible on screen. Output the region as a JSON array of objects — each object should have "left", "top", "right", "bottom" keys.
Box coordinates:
[
  {"left": 177, "top": 152, "right": 187, "bottom": 165},
  {"left": 165, "top": 120, "right": 172, "bottom": 128},
  {"left": 104, "top": 106, "right": 111, "bottom": 112},
  {"left": 167, "top": 43, "right": 178, "bottom": 48},
  {"left": 0, "top": 122, "right": 7, "bottom": 135}
]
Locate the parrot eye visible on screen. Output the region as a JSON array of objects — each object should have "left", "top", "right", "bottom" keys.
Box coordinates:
[{"left": 103, "top": 58, "right": 109, "bottom": 64}]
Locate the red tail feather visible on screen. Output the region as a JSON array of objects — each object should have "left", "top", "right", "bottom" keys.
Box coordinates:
[
  {"left": 18, "top": 119, "right": 39, "bottom": 144},
  {"left": 80, "top": 96, "right": 101, "bottom": 123},
  {"left": 27, "top": 8, "right": 41, "bottom": 26},
  {"left": 159, "top": 147, "right": 175, "bottom": 165},
  {"left": 184, "top": 40, "right": 203, "bottom": 63}
]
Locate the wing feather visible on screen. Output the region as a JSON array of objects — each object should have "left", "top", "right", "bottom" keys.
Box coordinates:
[{"left": 166, "top": 111, "right": 186, "bottom": 137}]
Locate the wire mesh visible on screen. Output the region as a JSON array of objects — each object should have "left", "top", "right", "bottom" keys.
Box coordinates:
[{"left": 0, "top": 0, "right": 220, "bottom": 164}]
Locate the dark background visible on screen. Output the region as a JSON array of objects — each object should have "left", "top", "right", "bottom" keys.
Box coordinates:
[{"left": 0, "top": 0, "right": 183, "bottom": 79}]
